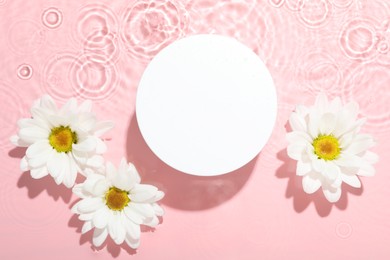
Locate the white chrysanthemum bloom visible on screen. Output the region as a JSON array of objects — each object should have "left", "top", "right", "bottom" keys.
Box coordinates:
[
  {"left": 11, "top": 95, "right": 113, "bottom": 188},
  {"left": 71, "top": 158, "right": 164, "bottom": 249},
  {"left": 287, "top": 93, "right": 378, "bottom": 203}
]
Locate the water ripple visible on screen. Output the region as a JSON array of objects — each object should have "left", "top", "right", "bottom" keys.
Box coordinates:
[
  {"left": 295, "top": 49, "right": 343, "bottom": 96},
  {"left": 0, "top": 81, "right": 23, "bottom": 149},
  {"left": 41, "top": 7, "right": 63, "bottom": 29},
  {"left": 188, "top": 1, "right": 275, "bottom": 62},
  {"left": 121, "top": 0, "right": 189, "bottom": 61},
  {"left": 40, "top": 52, "right": 80, "bottom": 101},
  {"left": 298, "top": 0, "right": 333, "bottom": 28},
  {"left": 69, "top": 55, "right": 119, "bottom": 100},
  {"left": 355, "top": 0, "right": 390, "bottom": 23},
  {"left": 285, "top": 0, "right": 305, "bottom": 11},
  {"left": 342, "top": 63, "right": 390, "bottom": 135},
  {"left": 17, "top": 64, "right": 33, "bottom": 80},
  {"left": 74, "top": 4, "right": 119, "bottom": 45},
  {"left": 330, "top": 0, "right": 354, "bottom": 9},
  {"left": 268, "top": 0, "right": 285, "bottom": 8},
  {"left": 339, "top": 17, "right": 379, "bottom": 61},
  {"left": 7, "top": 19, "right": 46, "bottom": 55},
  {"left": 83, "top": 31, "right": 120, "bottom": 66},
  {"left": 0, "top": 178, "right": 66, "bottom": 230}
]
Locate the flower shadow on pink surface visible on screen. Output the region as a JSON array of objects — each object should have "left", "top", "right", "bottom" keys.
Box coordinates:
[
  {"left": 126, "top": 115, "right": 256, "bottom": 211},
  {"left": 68, "top": 213, "right": 138, "bottom": 257},
  {"left": 9, "top": 147, "right": 73, "bottom": 203},
  {"left": 276, "top": 148, "right": 363, "bottom": 217}
]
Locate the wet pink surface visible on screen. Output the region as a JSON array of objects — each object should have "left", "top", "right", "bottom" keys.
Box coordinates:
[{"left": 1, "top": 0, "right": 390, "bottom": 259}]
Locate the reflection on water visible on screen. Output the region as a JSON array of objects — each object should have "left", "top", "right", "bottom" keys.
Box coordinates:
[
  {"left": 121, "top": 0, "right": 189, "bottom": 61},
  {"left": 342, "top": 63, "right": 390, "bottom": 135}
]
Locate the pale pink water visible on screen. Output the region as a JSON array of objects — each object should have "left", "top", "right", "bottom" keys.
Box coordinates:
[{"left": 1, "top": 0, "right": 390, "bottom": 259}]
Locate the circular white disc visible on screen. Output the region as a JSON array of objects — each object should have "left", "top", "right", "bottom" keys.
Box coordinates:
[{"left": 136, "top": 35, "right": 277, "bottom": 176}]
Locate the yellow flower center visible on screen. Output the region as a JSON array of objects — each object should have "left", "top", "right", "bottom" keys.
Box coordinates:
[
  {"left": 105, "top": 187, "right": 130, "bottom": 211},
  {"left": 313, "top": 135, "right": 341, "bottom": 161},
  {"left": 49, "top": 126, "right": 78, "bottom": 153}
]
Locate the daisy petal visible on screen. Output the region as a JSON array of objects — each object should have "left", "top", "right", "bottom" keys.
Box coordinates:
[
  {"left": 129, "top": 184, "right": 158, "bottom": 203},
  {"left": 20, "top": 156, "right": 29, "bottom": 171},
  {"left": 79, "top": 213, "right": 94, "bottom": 221},
  {"left": 308, "top": 111, "right": 320, "bottom": 138},
  {"left": 78, "top": 113, "right": 97, "bottom": 132},
  {"left": 323, "top": 187, "right": 341, "bottom": 203},
  {"left": 73, "top": 137, "right": 96, "bottom": 152},
  {"left": 344, "top": 101, "right": 359, "bottom": 121},
  {"left": 113, "top": 215, "right": 126, "bottom": 245},
  {"left": 82, "top": 221, "right": 93, "bottom": 234},
  {"left": 125, "top": 234, "right": 140, "bottom": 249},
  {"left": 54, "top": 172, "right": 64, "bottom": 185},
  {"left": 76, "top": 198, "right": 104, "bottom": 213},
  {"left": 47, "top": 152, "right": 62, "bottom": 179},
  {"left": 319, "top": 113, "right": 336, "bottom": 135},
  {"left": 296, "top": 160, "right": 312, "bottom": 176},
  {"left": 61, "top": 98, "right": 77, "bottom": 114},
  {"left": 286, "top": 131, "right": 311, "bottom": 145},
  {"left": 144, "top": 215, "right": 159, "bottom": 227},
  {"left": 322, "top": 162, "right": 340, "bottom": 182},
  {"left": 93, "top": 121, "right": 114, "bottom": 137},
  {"left": 341, "top": 174, "right": 361, "bottom": 188},
  {"left": 19, "top": 127, "right": 48, "bottom": 143},
  {"left": 124, "top": 206, "right": 144, "bottom": 225},
  {"left": 28, "top": 148, "right": 54, "bottom": 168},
  {"left": 93, "top": 207, "right": 110, "bottom": 229},
  {"left": 93, "top": 228, "right": 108, "bottom": 247},
  {"left": 152, "top": 203, "right": 164, "bottom": 216},
  {"left": 95, "top": 138, "right": 107, "bottom": 154},
  {"left": 289, "top": 112, "right": 307, "bottom": 132},
  {"left": 339, "top": 131, "right": 355, "bottom": 149},
  {"left": 112, "top": 159, "right": 138, "bottom": 191},
  {"left": 335, "top": 153, "right": 361, "bottom": 168},
  {"left": 78, "top": 100, "right": 92, "bottom": 113},
  {"left": 312, "top": 157, "right": 326, "bottom": 173},
  {"left": 93, "top": 179, "right": 109, "bottom": 196},
  {"left": 73, "top": 184, "right": 88, "bottom": 199},
  {"left": 345, "top": 134, "right": 375, "bottom": 155},
  {"left": 86, "top": 155, "right": 104, "bottom": 168},
  {"left": 129, "top": 203, "right": 155, "bottom": 218},
  {"left": 124, "top": 217, "right": 141, "bottom": 240},
  {"left": 329, "top": 97, "right": 342, "bottom": 113},
  {"left": 40, "top": 95, "right": 57, "bottom": 111},
  {"left": 362, "top": 151, "right": 379, "bottom": 164},
  {"left": 10, "top": 135, "right": 30, "bottom": 147},
  {"left": 356, "top": 162, "right": 376, "bottom": 177},
  {"left": 287, "top": 144, "right": 306, "bottom": 161},
  {"left": 154, "top": 191, "right": 165, "bottom": 201},
  {"left": 108, "top": 214, "right": 120, "bottom": 241},
  {"left": 63, "top": 153, "right": 77, "bottom": 188},
  {"left": 302, "top": 174, "right": 321, "bottom": 194},
  {"left": 106, "top": 161, "right": 116, "bottom": 181},
  {"left": 295, "top": 105, "right": 309, "bottom": 116},
  {"left": 30, "top": 167, "right": 49, "bottom": 179}
]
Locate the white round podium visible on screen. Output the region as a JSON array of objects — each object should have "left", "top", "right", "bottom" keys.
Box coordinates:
[{"left": 136, "top": 35, "right": 277, "bottom": 176}]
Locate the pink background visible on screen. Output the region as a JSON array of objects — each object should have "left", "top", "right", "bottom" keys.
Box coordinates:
[{"left": 1, "top": 0, "right": 390, "bottom": 259}]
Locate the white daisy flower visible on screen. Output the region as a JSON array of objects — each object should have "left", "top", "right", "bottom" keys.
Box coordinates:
[
  {"left": 71, "top": 158, "right": 164, "bottom": 249},
  {"left": 287, "top": 93, "right": 378, "bottom": 203},
  {"left": 11, "top": 95, "right": 114, "bottom": 188}
]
